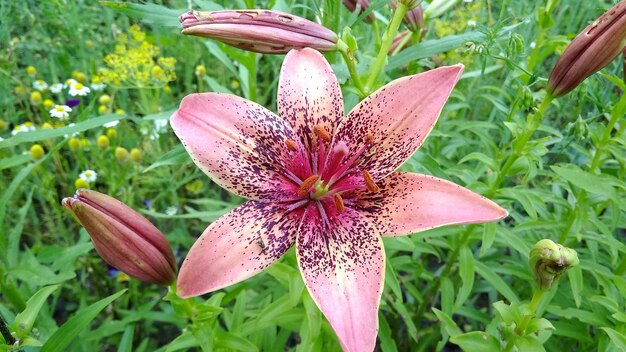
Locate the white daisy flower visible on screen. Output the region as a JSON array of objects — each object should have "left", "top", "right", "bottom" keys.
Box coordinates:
[
  {"left": 50, "top": 83, "right": 64, "bottom": 94},
  {"left": 467, "top": 20, "right": 477, "bottom": 27},
  {"left": 79, "top": 169, "right": 97, "bottom": 182},
  {"left": 64, "top": 78, "right": 78, "bottom": 88},
  {"left": 91, "top": 82, "right": 106, "bottom": 91},
  {"left": 11, "top": 123, "right": 35, "bottom": 135},
  {"left": 32, "top": 80, "right": 48, "bottom": 91},
  {"left": 164, "top": 206, "right": 178, "bottom": 216},
  {"left": 69, "top": 82, "right": 90, "bottom": 96},
  {"left": 49, "top": 105, "right": 72, "bottom": 120},
  {"left": 103, "top": 120, "right": 120, "bottom": 128}
]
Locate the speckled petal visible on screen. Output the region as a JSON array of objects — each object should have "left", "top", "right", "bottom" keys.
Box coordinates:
[
  {"left": 333, "top": 65, "right": 464, "bottom": 179},
  {"left": 171, "top": 93, "right": 301, "bottom": 200},
  {"left": 278, "top": 48, "right": 344, "bottom": 150},
  {"left": 296, "top": 205, "right": 384, "bottom": 352},
  {"left": 177, "top": 201, "right": 302, "bottom": 297},
  {"left": 351, "top": 172, "right": 508, "bottom": 236}
]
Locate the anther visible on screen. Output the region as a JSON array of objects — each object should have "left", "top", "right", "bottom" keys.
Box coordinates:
[
  {"left": 297, "top": 175, "right": 320, "bottom": 196},
  {"left": 365, "top": 132, "right": 374, "bottom": 145},
  {"left": 363, "top": 170, "right": 380, "bottom": 193},
  {"left": 285, "top": 139, "right": 298, "bottom": 151},
  {"left": 334, "top": 194, "right": 345, "bottom": 213},
  {"left": 314, "top": 125, "right": 331, "bottom": 143}
]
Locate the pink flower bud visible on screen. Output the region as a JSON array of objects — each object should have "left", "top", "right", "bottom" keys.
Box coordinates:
[
  {"left": 391, "top": 0, "right": 424, "bottom": 32},
  {"left": 342, "top": 0, "right": 375, "bottom": 22},
  {"left": 388, "top": 30, "right": 412, "bottom": 55},
  {"left": 62, "top": 189, "right": 177, "bottom": 285},
  {"left": 548, "top": 1, "right": 626, "bottom": 97},
  {"left": 180, "top": 10, "right": 338, "bottom": 54}
]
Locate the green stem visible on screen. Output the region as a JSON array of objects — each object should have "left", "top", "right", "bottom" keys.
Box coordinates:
[
  {"left": 338, "top": 40, "right": 367, "bottom": 98},
  {"left": 502, "top": 289, "right": 546, "bottom": 352},
  {"left": 247, "top": 52, "right": 258, "bottom": 103},
  {"left": 371, "top": 20, "right": 382, "bottom": 49},
  {"left": 364, "top": 2, "right": 408, "bottom": 92}
]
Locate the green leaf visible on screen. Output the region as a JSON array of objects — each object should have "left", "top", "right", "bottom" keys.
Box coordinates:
[
  {"left": 601, "top": 327, "right": 626, "bottom": 350},
  {"left": 384, "top": 255, "right": 403, "bottom": 299},
  {"left": 101, "top": 2, "right": 183, "bottom": 27},
  {"left": 143, "top": 144, "right": 191, "bottom": 172},
  {"left": 474, "top": 259, "right": 520, "bottom": 303},
  {"left": 387, "top": 32, "right": 485, "bottom": 71},
  {"left": 117, "top": 325, "right": 134, "bottom": 352},
  {"left": 7, "top": 191, "right": 32, "bottom": 267},
  {"left": 0, "top": 114, "right": 123, "bottom": 149},
  {"left": 215, "top": 332, "right": 258, "bottom": 352},
  {"left": 11, "top": 285, "right": 59, "bottom": 339},
  {"left": 456, "top": 246, "right": 475, "bottom": 309},
  {"left": 551, "top": 165, "right": 617, "bottom": 197},
  {"left": 450, "top": 331, "right": 500, "bottom": 352},
  {"left": 377, "top": 312, "right": 398, "bottom": 352},
  {"left": 205, "top": 41, "right": 239, "bottom": 76},
  {"left": 515, "top": 335, "right": 545, "bottom": 352},
  {"left": 567, "top": 266, "right": 583, "bottom": 308},
  {"left": 479, "top": 222, "right": 496, "bottom": 256},
  {"left": 441, "top": 277, "right": 454, "bottom": 316},
  {"left": 0, "top": 154, "right": 30, "bottom": 171},
  {"left": 432, "top": 308, "right": 462, "bottom": 337},
  {"left": 41, "top": 289, "right": 127, "bottom": 352}
]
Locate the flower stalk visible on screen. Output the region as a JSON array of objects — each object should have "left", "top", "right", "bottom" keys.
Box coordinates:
[{"left": 364, "top": 1, "right": 409, "bottom": 92}]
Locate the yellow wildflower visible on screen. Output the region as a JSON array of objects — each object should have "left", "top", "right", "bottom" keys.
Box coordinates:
[
  {"left": 30, "top": 91, "right": 42, "bottom": 105},
  {"left": 26, "top": 66, "right": 37, "bottom": 76},
  {"left": 30, "top": 144, "right": 45, "bottom": 160},
  {"left": 43, "top": 99, "right": 55, "bottom": 109},
  {"left": 75, "top": 178, "right": 89, "bottom": 189}
]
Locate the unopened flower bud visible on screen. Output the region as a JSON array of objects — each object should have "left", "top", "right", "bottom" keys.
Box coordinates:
[
  {"left": 343, "top": 0, "right": 375, "bottom": 22},
  {"left": 388, "top": 30, "right": 412, "bottom": 55},
  {"left": 130, "top": 148, "right": 142, "bottom": 163},
  {"left": 115, "top": 147, "right": 129, "bottom": 162},
  {"left": 529, "top": 239, "right": 579, "bottom": 290},
  {"left": 30, "top": 91, "right": 42, "bottom": 106},
  {"left": 97, "top": 135, "right": 110, "bottom": 149},
  {"left": 68, "top": 137, "right": 81, "bottom": 150},
  {"left": 391, "top": 0, "right": 423, "bottom": 31},
  {"left": 30, "top": 144, "right": 45, "bottom": 160},
  {"left": 548, "top": 1, "right": 626, "bottom": 97},
  {"left": 195, "top": 64, "right": 206, "bottom": 77},
  {"left": 62, "top": 189, "right": 177, "bottom": 284},
  {"left": 180, "top": 10, "right": 338, "bottom": 54}
]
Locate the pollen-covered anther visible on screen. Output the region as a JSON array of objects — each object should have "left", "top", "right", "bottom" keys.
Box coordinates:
[
  {"left": 285, "top": 139, "right": 298, "bottom": 151},
  {"left": 364, "top": 132, "right": 374, "bottom": 145},
  {"left": 334, "top": 193, "right": 345, "bottom": 213},
  {"left": 314, "top": 125, "right": 331, "bottom": 143},
  {"left": 363, "top": 170, "right": 380, "bottom": 193},
  {"left": 298, "top": 175, "right": 320, "bottom": 196}
]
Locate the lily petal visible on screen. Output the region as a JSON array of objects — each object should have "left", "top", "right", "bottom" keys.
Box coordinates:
[
  {"left": 171, "top": 93, "right": 299, "bottom": 200},
  {"left": 177, "top": 201, "right": 302, "bottom": 297},
  {"left": 334, "top": 65, "right": 464, "bottom": 179},
  {"left": 351, "top": 172, "right": 507, "bottom": 236},
  {"left": 278, "top": 48, "right": 344, "bottom": 150},
  {"left": 296, "top": 205, "right": 384, "bottom": 352}
]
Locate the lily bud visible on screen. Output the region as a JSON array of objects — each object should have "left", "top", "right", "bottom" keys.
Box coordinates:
[
  {"left": 529, "top": 239, "right": 579, "bottom": 290},
  {"left": 548, "top": 1, "right": 626, "bottom": 97},
  {"left": 342, "top": 0, "right": 375, "bottom": 22},
  {"left": 62, "top": 189, "right": 177, "bottom": 285},
  {"left": 180, "top": 10, "right": 338, "bottom": 54},
  {"left": 388, "top": 30, "right": 412, "bottom": 55},
  {"left": 391, "top": 1, "right": 424, "bottom": 32}
]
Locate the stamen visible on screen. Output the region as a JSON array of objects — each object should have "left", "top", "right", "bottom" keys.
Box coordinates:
[
  {"left": 285, "top": 139, "right": 298, "bottom": 151},
  {"left": 363, "top": 170, "right": 380, "bottom": 193},
  {"left": 365, "top": 132, "right": 374, "bottom": 145},
  {"left": 297, "top": 175, "right": 320, "bottom": 196},
  {"left": 314, "top": 125, "right": 331, "bottom": 143},
  {"left": 334, "top": 194, "right": 345, "bottom": 213}
]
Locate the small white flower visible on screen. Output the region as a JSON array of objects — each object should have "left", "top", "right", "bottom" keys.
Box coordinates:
[
  {"left": 165, "top": 206, "right": 178, "bottom": 216},
  {"left": 79, "top": 169, "right": 97, "bottom": 182},
  {"left": 32, "top": 80, "right": 48, "bottom": 91},
  {"left": 530, "top": 41, "right": 536, "bottom": 49},
  {"left": 467, "top": 20, "right": 477, "bottom": 27},
  {"left": 91, "top": 82, "right": 106, "bottom": 91},
  {"left": 11, "top": 123, "right": 35, "bottom": 135},
  {"left": 64, "top": 78, "right": 78, "bottom": 88},
  {"left": 154, "top": 119, "right": 168, "bottom": 132},
  {"left": 50, "top": 83, "right": 64, "bottom": 94},
  {"left": 103, "top": 120, "right": 120, "bottom": 128},
  {"left": 69, "top": 82, "right": 90, "bottom": 96},
  {"left": 49, "top": 105, "right": 72, "bottom": 120}
]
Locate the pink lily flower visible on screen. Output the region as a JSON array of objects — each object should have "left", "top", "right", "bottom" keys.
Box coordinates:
[{"left": 171, "top": 48, "right": 507, "bottom": 351}]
